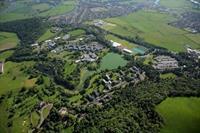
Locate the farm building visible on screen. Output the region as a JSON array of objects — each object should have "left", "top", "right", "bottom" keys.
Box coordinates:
[
  {"left": 152, "top": 56, "right": 179, "bottom": 70},
  {"left": 0, "top": 62, "right": 4, "bottom": 74}
]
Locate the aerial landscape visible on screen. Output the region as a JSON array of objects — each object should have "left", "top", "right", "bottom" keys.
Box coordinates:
[{"left": 0, "top": 0, "right": 199, "bottom": 132}]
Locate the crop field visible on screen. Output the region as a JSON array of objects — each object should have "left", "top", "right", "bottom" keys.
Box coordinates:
[
  {"left": 103, "top": 10, "right": 200, "bottom": 52},
  {"left": 0, "top": 32, "right": 19, "bottom": 51},
  {"left": 156, "top": 97, "right": 200, "bottom": 133},
  {"left": 100, "top": 52, "right": 127, "bottom": 70},
  {"left": 0, "top": 0, "right": 76, "bottom": 22}
]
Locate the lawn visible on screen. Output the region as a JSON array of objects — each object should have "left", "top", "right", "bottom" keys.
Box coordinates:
[
  {"left": 103, "top": 10, "right": 200, "bottom": 52},
  {"left": 0, "top": 32, "right": 19, "bottom": 51},
  {"left": 156, "top": 97, "right": 200, "bottom": 133},
  {"left": 100, "top": 52, "right": 127, "bottom": 70}
]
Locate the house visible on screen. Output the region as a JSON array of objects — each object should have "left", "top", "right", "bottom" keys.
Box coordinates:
[
  {"left": 0, "top": 62, "right": 4, "bottom": 74},
  {"left": 152, "top": 56, "right": 179, "bottom": 70}
]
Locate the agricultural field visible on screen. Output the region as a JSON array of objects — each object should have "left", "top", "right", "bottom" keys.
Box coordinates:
[
  {"left": 0, "top": 0, "right": 76, "bottom": 22},
  {"left": 103, "top": 10, "right": 200, "bottom": 52},
  {"left": 0, "top": 32, "right": 19, "bottom": 51},
  {"left": 156, "top": 97, "right": 200, "bottom": 133},
  {"left": 100, "top": 52, "right": 127, "bottom": 70},
  {"left": 160, "top": 0, "right": 195, "bottom": 11}
]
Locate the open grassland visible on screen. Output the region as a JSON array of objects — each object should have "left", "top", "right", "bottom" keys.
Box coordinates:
[
  {"left": 156, "top": 97, "right": 200, "bottom": 133},
  {"left": 103, "top": 10, "right": 200, "bottom": 52},
  {"left": 0, "top": 32, "right": 19, "bottom": 51},
  {"left": 0, "top": 61, "right": 35, "bottom": 95},
  {"left": 0, "top": 0, "right": 76, "bottom": 22},
  {"left": 100, "top": 52, "right": 127, "bottom": 70}
]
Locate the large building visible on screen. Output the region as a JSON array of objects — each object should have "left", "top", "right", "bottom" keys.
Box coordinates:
[
  {"left": 152, "top": 56, "right": 179, "bottom": 70},
  {"left": 0, "top": 62, "right": 4, "bottom": 74},
  {"left": 187, "top": 48, "right": 200, "bottom": 61}
]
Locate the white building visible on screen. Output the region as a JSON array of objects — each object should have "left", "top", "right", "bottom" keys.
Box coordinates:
[{"left": 110, "top": 40, "right": 122, "bottom": 47}]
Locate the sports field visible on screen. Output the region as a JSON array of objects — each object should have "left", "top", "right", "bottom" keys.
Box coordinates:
[
  {"left": 0, "top": 32, "right": 19, "bottom": 51},
  {"left": 103, "top": 10, "right": 200, "bottom": 52},
  {"left": 156, "top": 97, "right": 200, "bottom": 133},
  {"left": 100, "top": 52, "right": 127, "bottom": 70}
]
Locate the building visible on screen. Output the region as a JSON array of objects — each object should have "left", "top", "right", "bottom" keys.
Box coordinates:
[
  {"left": 152, "top": 56, "right": 179, "bottom": 70},
  {"left": 0, "top": 62, "right": 4, "bottom": 74},
  {"left": 187, "top": 48, "right": 200, "bottom": 60},
  {"left": 62, "top": 34, "right": 70, "bottom": 40},
  {"left": 123, "top": 48, "right": 133, "bottom": 54},
  {"left": 110, "top": 40, "right": 121, "bottom": 47}
]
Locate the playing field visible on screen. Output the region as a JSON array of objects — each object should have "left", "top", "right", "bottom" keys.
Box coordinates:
[
  {"left": 100, "top": 52, "right": 127, "bottom": 70},
  {"left": 156, "top": 97, "right": 200, "bottom": 133},
  {"left": 0, "top": 32, "right": 19, "bottom": 51},
  {"left": 103, "top": 10, "right": 200, "bottom": 52}
]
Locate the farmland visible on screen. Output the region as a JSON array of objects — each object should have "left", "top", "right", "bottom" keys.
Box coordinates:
[
  {"left": 0, "top": 32, "right": 19, "bottom": 51},
  {"left": 0, "top": 0, "right": 76, "bottom": 22},
  {"left": 156, "top": 97, "right": 200, "bottom": 133},
  {"left": 103, "top": 10, "right": 200, "bottom": 52}
]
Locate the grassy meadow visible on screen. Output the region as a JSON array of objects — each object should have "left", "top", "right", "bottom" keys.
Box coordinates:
[
  {"left": 103, "top": 10, "right": 200, "bottom": 52},
  {"left": 0, "top": 32, "right": 19, "bottom": 51},
  {"left": 156, "top": 97, "right": 200, "bottom": 133}
]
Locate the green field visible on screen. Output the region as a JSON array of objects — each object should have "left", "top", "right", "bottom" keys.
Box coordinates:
[
  {"left": 0, "top": 32, "right": 19, "bottom": 51},
  {"left": 156, "top": 97, "right": 200, "bottom": 133},
  {"left": 69, "top": 29, "right": 86, "bottom": 38},
  {"left": 160, "top": 73, "right": 177, "bottom": 79},
  {"left": 0, "top": 0, "right": 76, "bottom": 22},
  {"left": 0, "top": 61, "right": 35, "bottom": 95},
  {"left": 103, "top": 10, "right": 200, "bottom": 52},
  {"left": 160, "top": 0, "right": 194, "bottom": 11},
  {"left": 38, "top": 29, "right": 55, "bottom": 42},
  {"left": 100, "top": 52, "right": 127, "bottom": 70}
]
